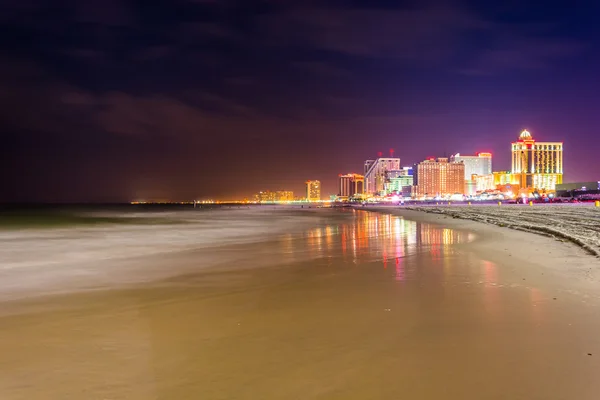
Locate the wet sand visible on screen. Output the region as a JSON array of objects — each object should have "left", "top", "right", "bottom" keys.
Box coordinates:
[{"left": 1, "top": 209, "right": 600, "bottom": 399}]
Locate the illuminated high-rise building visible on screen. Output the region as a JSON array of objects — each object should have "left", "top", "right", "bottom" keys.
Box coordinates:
[
  {"left": 364, "top": 157, "right": 401, "bottom": 194},
  {"left": 339, "top": 174, "right": 364, "bottom": 197},
  {"left": 364, "top": 160, "right": 375, "bottom": 175},
  {"left": 306, "top": 180, "right": 321, "bottom": 201},
  {"left": 511, "top": 130, "right": 563, "bottom": 191},
  {"left": 451, "top": 153, "right": 492, "bottom": 179},
  {"left": 413, "top": 158, "right": 465, "bottom": 198},
  {"left": 450, "top": 153, "right": 492, "bottom": 195}
]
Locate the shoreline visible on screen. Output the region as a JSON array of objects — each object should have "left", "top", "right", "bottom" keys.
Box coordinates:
[
  {"left": 368, "top": 207, "right": 600, "bottom": 298},
  {"left": 403, "top": 204, "right": 600, "bottom": 257},
  {"left": 2, "top": 206, "right": 599, "bottom": 308}
]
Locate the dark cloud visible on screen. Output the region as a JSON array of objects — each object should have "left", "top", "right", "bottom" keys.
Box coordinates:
[
  {"left": 0, "top": 0, "right": 598, "bottom": 201},
  {"left": 73, "top": 0, "right": 134, "bottom": 26},
  {"left": 291, "top": 61, "right": 354, "bottom": 78},
  {"left": 257, "top": 6, "right": 491, "bottom": 60}
]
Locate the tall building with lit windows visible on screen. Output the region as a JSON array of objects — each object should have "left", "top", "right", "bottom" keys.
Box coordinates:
[
  {"left": 451, "top": 152, "right": 493, "bottom": 195},
  {"left": 511, "top": 130, "right": 563, "bottom": 191},
  {"left": 364, "top": 157, "right": 401, "bottom": 194},
  {"left": 338, "top": 174, "right": 364, "bottom": 197},
  {"left": 306, "top": 180, "right": 321, "bottom": 201},
  {"left": 413, "top": 157, "right": 465, "bottom": 198},
  {"left": 450, "top": 153, "right": 492, "bottom": 179}
]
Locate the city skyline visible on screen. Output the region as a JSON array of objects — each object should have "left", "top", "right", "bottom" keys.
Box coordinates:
[
  {"left": 241, "top": 128, "right": 564, "bottom": 201},
  {"left": 2, "top": 1, "right": 599, "bottom": 202}
]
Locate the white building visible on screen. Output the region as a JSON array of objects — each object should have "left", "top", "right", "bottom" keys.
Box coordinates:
[
  {"left": 364, "top": 157, "right": 401, "bottom": 194},
  {"left": 451, "top": 153, "right": 492, "bottom": 180}
]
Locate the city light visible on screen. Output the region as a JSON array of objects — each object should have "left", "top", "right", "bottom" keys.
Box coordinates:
[{"left": 232, "top": 129, "right": 593, "bottom": 205}]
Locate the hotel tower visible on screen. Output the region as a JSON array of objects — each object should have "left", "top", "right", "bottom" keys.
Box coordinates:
[
  {"left": 305, "top": 180, "right": 321, "bottom": 201},
  {"left": 413, "top": 157, "right": 465, "bottom": 198},
  {"left": 511, "top": 130, "right": 563, "bottom": 191}
]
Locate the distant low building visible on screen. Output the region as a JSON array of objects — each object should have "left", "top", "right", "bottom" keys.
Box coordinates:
[
  {"left": 465, "top": 180, "right": 478, "bottom": 196},
  {"left": 253, "top": 190, "right": 294, "bottom": 203},
  {"left": 401, "top": 185, "right": 414, "bottom": 199},
  {"left": 386, "top": 175, "right": 413, "bottom": 194},
  {"left": 493, "top": 171, "right": 520, "bottom": 186},
  {"left": 555, "top": 181, "right": 600, "bottom": 198},
  {"left": 556, "top": 181, "right": 600, "bottom": 191},
  {"left": 474, "top": 174, "right": 495, "bottom": 192},
  {"left": 276, "top": 191, "right": 294, "bottom": 201}
]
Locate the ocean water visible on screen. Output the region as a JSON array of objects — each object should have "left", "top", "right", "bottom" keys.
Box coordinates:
[
  {"left": 0, "top": 206, "right": 474, "bottom": 301},
  {"left": 2, "top": 207, "right": 600, "bottom": 399},
  {"left": 0, "top": 206, "right": 339, "bottom": 299}
]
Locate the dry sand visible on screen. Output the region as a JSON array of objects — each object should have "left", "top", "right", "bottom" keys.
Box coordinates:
[{"left": 1, "top": 209, "right": 600, "bottom": 400}]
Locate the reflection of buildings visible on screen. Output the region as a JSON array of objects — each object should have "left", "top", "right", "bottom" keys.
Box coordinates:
[
  {"left": 316, "top": 211, "right": 471, "bottom": 265},
  {"left": 364, "top": 157, "right": 401, "bottom": 194},
  {"left": 338, "top": 173, "right": 364, "bottom": 198},
  {"left": 305, "top": 180, "right": 321, "bottom": 201},
  {"left": 413, "top": 158, "right": 465, "bottom": 198},
  {"left": 299, "top": 210, "right": 476, "bottom": 283},
  {"left": 254, "top": 190, "right": 294, "bottom": 202},
  {"left": 416, "top": 223, "right": 464, "bottom": 246},
  {"left": 511, "top": 130, "right": 563, "bottom": 191}
]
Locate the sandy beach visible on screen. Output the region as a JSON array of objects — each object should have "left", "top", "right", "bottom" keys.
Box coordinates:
[{"left": 1, "top": 207, "right": 600, "bottom": 399}]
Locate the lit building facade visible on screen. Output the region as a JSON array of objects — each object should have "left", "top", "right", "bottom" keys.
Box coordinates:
[
  {"left": 364, "top": 157, "right": 401, "bottom": 194},
  {"left": 511, "top": 130, "right": 563, "bottom": 191},
  {"left": 451, "top": 153, "right": 492, "bottom": 179},
  {"left": 387, "top": 167, "right": 412, "bottom": 179},
  {"left": 451, "top": 153, "right": 492, "bottom": 195},
  {"left": 306, "top": 180, "right": 321, "bottom": 201},
  {"left": 254, "top": 190, "right": 294, "bottom": 203},
  {"left": 465, "top": 180, "right": 478, "bottom": 196},
  {"left": 386, "top": 175, "right": 414, "bottom": 194},
  {"left": 493, "top": 171, "right": 520, "bottom": 186},
  {"left": 474, "top": 174, "right": 495, "bottom": 192},
  {"left": 339, "top": 173, "right": 364, "bottom": 198},
  {"left": 413, "top": 158, "right": 465, "bottom": 198},
  {"left": 276, "top": 191, "right": 294, "bottom": 201}
]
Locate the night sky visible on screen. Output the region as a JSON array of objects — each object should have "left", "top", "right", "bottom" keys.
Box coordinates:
[{"left": 1, "top": 0, "right": 599, "bottom": 202}]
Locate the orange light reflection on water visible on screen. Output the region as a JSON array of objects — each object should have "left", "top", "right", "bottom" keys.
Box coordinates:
[{"left": 303, "top": 211, "right": 472, "bottom": 269}]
